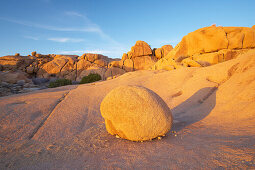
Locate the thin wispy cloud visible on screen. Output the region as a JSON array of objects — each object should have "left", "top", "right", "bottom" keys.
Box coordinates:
[
  {"left": 59, "top": 50, "right": 112, "bottom": 55},
  {"left": 0, "top": 17, "right": 101, "bottom": 33},
  {"left": 0, "top": 14, "right": 121, "bottom": 46},
  {"left": 23, "top": 35, "right": 39, "bottom": 40},
  {"left": 48, "top": 37, "right": 85, "bottom": 43},
  {"left": 59, "top": 47, "right": 127, "bottom": 57},
  {"left": 0, "top": 11, "right": 125, "bottom": 58},
  {"left": 64, "top": 11, "right": 122, "bottom": 46}
]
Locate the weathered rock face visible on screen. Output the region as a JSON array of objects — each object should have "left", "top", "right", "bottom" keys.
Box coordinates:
[
  {"left": 76, "top": 66, "right": 107, "bottom": 81},
  {"left": 100, "top": 86, "right": 173, "bottom": 141},
  {"left": 118, "top": 41, "right": 159, "bottom": 71},
  {"left": 123, "top": 59, "right": 134, "bottom": 72},
  {"left": 153, "top": 26, "right": 255, "bottom": 70},
  {"left": 128, "top": 40, "right": 152, "bottom": 58},
  {"left": 0, "top": 40, "right": 173, "bottom": 84},
  {"left": 0, "top": 71, "right": 30, "bottom": 84},
  {"left": 154, "top": 45, "right": 173, "bottom": 59},
  {"left": 37, "top": 55, "right": 77, "bottom": 80},
  {"left": 133, "top": 55, "right": 157, "bottom": 70},
  {"left": 0, "top": 55, "right": 35, "bottom": 71},
  {"left": 104, "top": 67, "right": 126, "bottom": 79}
]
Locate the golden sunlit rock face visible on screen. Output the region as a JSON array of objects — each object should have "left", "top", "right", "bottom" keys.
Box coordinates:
[
  {"left": 100, "top": 85, "right": 173, "bottom": 141},
  {"left": 153, "top": 25, "right": 255, "bottom": 70}
]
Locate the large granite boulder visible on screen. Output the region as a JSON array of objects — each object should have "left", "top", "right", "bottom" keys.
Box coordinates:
[{"left": 100, "top": 85, "right": 173, "bottom": 141}]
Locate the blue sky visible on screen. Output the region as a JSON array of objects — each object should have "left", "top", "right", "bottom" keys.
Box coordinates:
[{"left": 0, "top": 0, "right": 254, "bottom": 58}]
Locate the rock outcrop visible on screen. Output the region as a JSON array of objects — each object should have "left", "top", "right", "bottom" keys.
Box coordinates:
[
  {"left": 153, "top": 25, "right": 255, "bottom": 70},
  {"left": 118, "top": 41, "right": 159, "bottom": 71},
  {"left": 154, "top": 45, "right": 173, "bottom": 59},
  {"left": 0, "top": 52, "right": 127, "bottom": 82},
  {"left": 0, "top": 55, "right": 36, "bottom": 71},
  {"left": 100, "top": 85, "right": 173, "bottom": 141},
  {"left": 1, "top": 25, "right": 253, "bottom": 88}
]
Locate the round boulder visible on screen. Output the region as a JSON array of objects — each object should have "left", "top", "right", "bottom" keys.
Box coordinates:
[{"left": 100, "top": 86, "right": 173, "bottom": 141}]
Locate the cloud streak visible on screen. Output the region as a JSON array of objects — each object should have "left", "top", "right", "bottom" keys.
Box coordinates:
[
  {"left": 47, "top": 37, "right": 85, "bottom": 43},
  {"left": 23, "top": 35, "right": 39, "bottom": 40},
  {"left": 59, "top": 50, "right": 111, "bottom": 55},
  {"left": 0, "top": 17, "right": 101, "bottom": 33},
  {"left": 0, "top": 12, "right": 125, "bottom": 58}
]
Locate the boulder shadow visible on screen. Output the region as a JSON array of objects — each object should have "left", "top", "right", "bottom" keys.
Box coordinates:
[{"left": 171, "top": 87, "right": 217, "bottom": 131}]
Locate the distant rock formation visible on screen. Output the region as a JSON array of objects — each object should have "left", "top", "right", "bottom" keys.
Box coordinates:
[
  {"left": 153, "top": 25, "right": 255, "bottom": 70},
  {"left": 118, "top": 40, "right": 165, "bottom": 71},
  {"left": 1, "top": 25, "right": 254, "bottom": 87}
]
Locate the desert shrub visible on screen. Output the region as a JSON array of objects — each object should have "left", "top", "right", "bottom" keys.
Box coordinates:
[
  {"left": 48, "top": 79, "right": 72, "bottom": 88},
  {"left": 80, "top": 73, "right": 101, "bottom": 84}
]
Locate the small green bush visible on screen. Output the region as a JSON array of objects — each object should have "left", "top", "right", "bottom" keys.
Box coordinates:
[
  {"left": 48, "top": 79, "right": 72, "bottom": 88},
  {"left": 80, "top": 73, "right": 101, "bottom": 84}
]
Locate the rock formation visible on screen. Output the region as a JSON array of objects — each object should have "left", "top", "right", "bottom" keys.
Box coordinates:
[
  {"left": 100, "top": 85, "right": 173, "bottom": 141},
  {"left": 124, "top": 41, "right": 157, "bottom": 70},
  {"left": 1, "top": 25, "right": 254, "bottom": 92},
  {"left": 153, "top": 25, "right": 255, "bottom": 70},
  {"left": 154, "top": 45, "right": 173, "bottom": 59}
]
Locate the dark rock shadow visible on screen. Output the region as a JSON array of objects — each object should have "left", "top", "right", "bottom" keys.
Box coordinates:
[{"left": 171, "top": 87, "right": 217, "bottom": 131}]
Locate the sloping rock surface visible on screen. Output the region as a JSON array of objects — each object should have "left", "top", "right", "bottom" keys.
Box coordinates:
[{"left": 0, "top": 50, "right": 255, "bottom": 169}]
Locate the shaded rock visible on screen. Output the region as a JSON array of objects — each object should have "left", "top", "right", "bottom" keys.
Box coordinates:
[
  {"left": 161, "top": 45, "right": 173, "bottom": 57},
  {"left": 94, "top": 59, "right": 107, "bottom": 67},
  {"left": 31, "top": 51, "right": 37, "bottom": 56},
  {"left": 35, "top": 54, "right": 42, "bottom": 58},
  {"left": 154, "top": 48, "right": 163, "bottom": 59},
  {"left": 0, "top": 71, "right": 30, "bottom": 84},
  {"left": 26, "top": 65, "right": 34, "bottom": 74},
  {"left": 32, "top": 78, "right": 49, "bottom": 85},
  {"left": 154, "top": 45, "right": 173, "bottom": 59},
  {"left": 17, "top": 80, "right": 25, "bottom": 86},
  {"left": 104, "top": 67, "right": 126, "bottom": 79},
  {"left": 133, "top": 56, "right": 157, "bottom": 70},
  {"left": 152, "top": 58, "right": 179, "bottom": 70},
  {"left": 1, "top": 81, "right": 9, "bottom": 87},
  {"left": 108, "top": 60, "right": 123, "bottom": 68},
  {"left": 100, "top": 85, "right": 173, "bottom": 141},
  {"left": 0, "top": 55, "right": 35, "bottom": 71},
  {"left": 77, "top": 66, "right": 106, "bottom": 81},
  {"left": 181, "top": 58, "right": 201, "bottom": 67},
  {"left": 122, "top": 53, "right": 128, "bottom": 60}
]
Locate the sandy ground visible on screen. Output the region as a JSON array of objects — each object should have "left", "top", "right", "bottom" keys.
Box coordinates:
[{"left": 0, "top": 50, "right": 255, "bottom": 169}]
